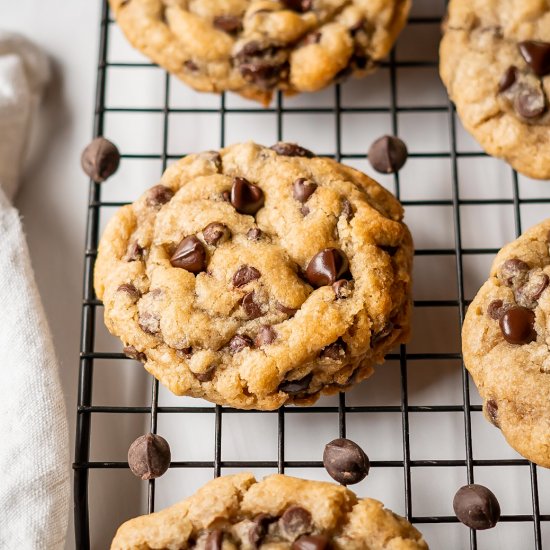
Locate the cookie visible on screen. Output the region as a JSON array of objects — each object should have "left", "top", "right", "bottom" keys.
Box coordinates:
[
  {"left": 94, "top": 141, "right": 412, "bottom": 410},
  {"left": 440, "top": 0, "right": 550, "bottom": 179},
  {"left": 462, "top": 219, "right": 550, "bottom": 467},
  {"left": 110, "top": 473, "right": 429, "bottom": 549},
  {"left": 109, "top": 0, "right": 411, "bottom": 105}
]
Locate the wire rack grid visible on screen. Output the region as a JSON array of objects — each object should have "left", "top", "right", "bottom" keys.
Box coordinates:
[{"left": 74, "top": 1, "right": 550, "bottom": 549}]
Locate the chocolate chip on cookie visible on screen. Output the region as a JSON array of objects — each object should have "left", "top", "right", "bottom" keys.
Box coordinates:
[
  {"left": 233, "top": 265, "right": 261, "bottom": 287},
  {"left": 117, "top": 283, "right": 140, "bottom": 301},
  {"left": 212, "top": 14, "right": 242, "bottom": 34},
  {"left": 281, "top": 0, "right": 313, "bottom": 13},
  {"left": 279, "top": 372, "right": 313, "bottom": 395},
  {"left": 515, "top": 270, "right": 549, "bottom": 308},
  {"left": 499, "top": 258, "right": 529, "bottom": 287},
  {"left": 231, "top": 177, "right": 265, "bottom": 215},
  {"left": 485, "top": 399, "right": 500, "bottom": 428},
  {"left": 203, "top": 222, "right": 231, "bottom": 245},
  {"left": 81, "top": 137, "right": 120, "bottom": 183},
  {"left": 518, "top": 41, "right": 550, "bottom": 77},
  {"left": 255, "top": 325, "right": 277, "bottom": 347},
  {"left": 228, "top": 334, "right": 253, "bottom": 354},
  {"left": 487, "top": 299, "right": 506, "bottom": 320},
  {"left": 242, "top": 292, "right": 263, "bottom": 319},
  {"left": 128, "top": 433, "right": 171, "bottom": 480},
  {"left": 453, "top": 484, "right": 500, "bottom": 530},
  {"left": 333, "top": 279, "right": 353, "bottom": 299},
  {"left": 321, "top": 339, "right": 346, "bottom": 360},
  {"left": 123, "top": 345, "right": 146, "bottom": 362},
  {"left": 514, "top": 84, "right": 547, "bottom": 119},
  {"left": 499, "top": 306, "right": 536, "bottom": 345},
  {"left": 280, "top": 506, "right": 313, "bottom": 540},
  {"left": 323, "top": 438, "right": 370, "bottom": 485},
  {"left": 292, "top": 535, "right": 331, "bottom": 550},
  {"left": 146, "top": 184, "right": 174, "bottom": 207},
  {"left": 271, "top": 142, "right": 315, "bottom": 158},
  {"left": 170, "top": 235, "right": 207, "bottom": 273},
  {"left": 204, "top": 529, "right": 224, "bottom": 550},
  {"left": 498, "top": 66, "right": 519, "bottom": 93},
  {"left": 305, "top": 249, "right": 349, "bottom": 287},
  {"left": 293, "top": 178, "right": 318, "bottom": 203},
  {"left": 368, "top": 135, "right": 408, "bottom": 174}
]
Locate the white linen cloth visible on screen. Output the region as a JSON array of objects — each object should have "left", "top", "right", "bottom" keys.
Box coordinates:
[{"left": 0, "top": 32, "right": 70, "bottom": 549}]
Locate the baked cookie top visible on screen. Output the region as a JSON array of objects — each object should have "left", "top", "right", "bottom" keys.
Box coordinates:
[
  {"left": 462, "top": 219, "right": 550, "bottom": 467},
  {"left": 110, "top": 473, "right": 429, "bottom": 549},
  {"left": 440, "top": 0, "right": 550, "bottom": 179},
  {"left": 109, "top": 0, "right": 411, "bottom": 104},
  {"left": 94, "top": 142, "right": 412, "bottom": 410}
]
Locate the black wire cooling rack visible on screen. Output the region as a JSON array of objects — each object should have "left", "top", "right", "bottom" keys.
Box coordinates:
[{"left": 74, "top": 1, "right": 550, "bottom": 549}]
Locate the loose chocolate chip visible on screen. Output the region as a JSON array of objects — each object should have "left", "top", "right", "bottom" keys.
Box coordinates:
[
  {"left": 279, "top": 372, "right": 313, "bottom": 395},
  {"left": 368, "top": 135, "right": 408, "bottom": 174},
  {"left": 518, "top": 41, "right": 550, "bottom": 77},
  {"left": 127, "top": 433, "right": 171, "bottom": 480},
  {"left": 138, "top": 312, "right": 160, "bottom": 335},
  {"left": 453, "top": 484, "right": 500, "bottom": 530},
  {"left": 242, "top": 292, "right": 263, "bottom": 319},
  {"left": 205, "top": 529, "right": 223, "bottom": 550},
  {"left": 270, "top": 142, "right": 315, "bottom": 158},
  {"left": 233, "top": 265, "right": 261, "bottom": 287},
  {"left": 485, "top": 399, "right": 500, "bottom": 428},
  {"left": 117, "top": 283, "right": 140, "bottom": 301},
  {"left": 231, "top": 177, "right": 265, "bottom": 215},
  {"left": 498, "top": 66, "right": 518, "bottom": 93},
  {"left": 499, "top": 258, "right": 529, "bottom": 287},
  {"left": 255, "top": 325, "right": 277, "bottom": 347},
  {"left": 194, "top": 365, "right": 216, "bottom": 383},
  {"left": 499, "top": 306, "right": 536, "bottom": 345},
  {"left": 333, "top": 279, "right": 353, "bottom": 299},
  {"left": 280, "top": 506, "right": 312, "bottom": 540},
  {"left": 184, "top": 59, "right": 199, "bottom": 72},
  {"left": 126, "top": 242, "right": 143, "bottom": 262},
  {"left": 170, "top": 236, "right": 207, "bottom": 273},
  {"left": 213, "top": 14, "right": 242, "bottom": 33},
  {"left": 276, "top": 302, "right": 298, "bottom": 316},
  {"left": 487, "top": 299, "right": 505, "bottom": 320},
  {"left": 515, "top": 271, "right": 549, "bottom": 308},
  {"left": 146, "top": 184, "right": 174, "bottom": 207},
  {"left": 293, "top": 178, "right": 318, "bottom": 203},
  {"left": 81, "top": 137, "right": 120, "bottom": 182},
  {"left": 247, "top": 227, "right": 263, "bottom": 240},
  {"left": 305, "top": 249, "right": 349, "bottom": 287},
  {"left": 321, "top": 339, "right": 346, "bottom": 360},
  {"left": 123, "top": 345, "right": 146, "bottom": 362},
  {"left": 323, "top": 438, "right": 370, "bottom": 485},
  {"left": 514, "top": 84, "right": 547, "bottom": 119},
  {"left": 228, "top": 334, "right": 253, "bottom": 354},
  {"left": 292, "top": 535, "right": 331, "bottom": 550},
  {"left": 203, "top": 222, "right": 231, "bottom": 245},
  {"left": 281, "top": 0, "right": 312, "bottom": 12}
]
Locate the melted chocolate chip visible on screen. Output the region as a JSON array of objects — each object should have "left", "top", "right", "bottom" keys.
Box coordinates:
[
  {"left": 205, "top": 529, "right": 223, "bottom": 550},
  {"left": 453, "top": 484, "right": 500, "bottom": 530},
  {"left": 332, "top": 279, "right": 353, "bottom": 299},
  {"left": 514, "top": 84, "right": 547, "bottom": 119},
  {"left": 341, "top": 199, "right": 354, "bottom": 221},
  {"left": 213, "top": 14, "right": 242, "bottom": 33},
  {"left": 498, "top": 66, "right": 519, "bottom": 93},
  {"left": 236, "top": 42, "right": 287, "bottom": 88},
  {"left": 184, "top": 59, "right": 199, "bottom": 72},
  {"left": 228, "top": 334, "right": 253, "bottom": 353},
  {"left": 146, "top": 184, "right": 174, "bottom": 207},
  {"left": 123, "top": 345, "right": 146, "bottom": 362},
  {"left": 254, "top": 325, "right": 277, "bottom": 347},
  {"left": 175, "top": 347, "right": 192, "bottom": 359},
  {"left": 242, "top": 292, "right": 263, "bottom": 319},
  {"left": 276, "top": 302, "right": 298, "bottom": 316},
  {"left": 270, "top": 142, "right": 315, "bottom": 158},
  {"left": 278, "top": 372, "right": 313, "bottom": 395},
  {"left": 321, "top": 339, "right": 346, "bottom": 360},
  {"left": 371, "top": 322, "right": 394, "bottom": 347},
  {"left": 368, "top": 135, "right": 408, "bottom": 174},
  {"left": 499, "top": 258, "right": 529, "bottom": 287},
  {"left": 199, "top": 150, "right": 223, "bottom": 172},
  {"left": 193, "top": 365, "right": 216, "bottom": 382},
  {"left": 170, "top": 235, "right": 207, "bottom": 273},
  {"left": 305, "top": 249, "right": 349, "bottom": 287},
  {"left": 518, "top": 41, "right": 550, "bottom": 77},
  {"left": 249, "top": 514, "right": 274, "bottom": 546},
  {"left": 231, "top": 177, "right": 265, "bottom": 215},
  {"left": 485, "top": 399, "right": 499, "bottom": 428},
  {"left": 203, "top": 222, "right": 231, "bottom": 245},
  {"left": 138, "top": 312, "right": 160, "bottom": 335},
  {"left": 292, "top": 535, "right": 331, "bottom": 550},
  {"left": 126, "top": 242, "right": 143, "bottom": 262},
  {"left": 487, "top": 299, "right": 506, "bottom": 320},
  {"left": 293, "top": 178, "right": 317, "bottom": 203},
  {"left": 323, "top": 438, "right": 370, "bottom": 485},
  {"left": 127, "top": 433, "right": 171, "bottom": 480},
  {"left": 81, "top": 137, "right": 120, "bottom": 182},
  {"left": 499, "top": 306, "right": 536, "bottom": 345},
  {"left": 281, "top": 0, "right": 312, "bottom": 12},
  {"left": 247, "top": 227, "right": 263, "bottom": 241},
  {"left": 117, "top": 283, "right": 140, "bottom": 301},
  {"left": 233, "top": 265, "right": 261, "bottom": 287},
  {"left": 280, "top": 506, "right": 313, "bottom": 540},
  {"left": 515, "top": 271, "right": 549, "bottom": 308}
]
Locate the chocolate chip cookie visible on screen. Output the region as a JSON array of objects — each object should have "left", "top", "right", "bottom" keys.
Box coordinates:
[
  {"left": 109, "top": 0, "right": 411, "bottom": 104},
  {"left": 94, "top": 142, "right": 412, "bottom": 410},
  {"left": 462, "top": 219, "right": 550, "bottom": 467},
  {"left": 440, "top": 0, "right": 550, "bottom": 179},
  {"left": 110, "top": 473, "right": 429, "bottom": 549}
]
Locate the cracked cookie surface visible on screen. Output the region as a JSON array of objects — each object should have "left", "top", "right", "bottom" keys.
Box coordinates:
[
  {"left": 109, "top": 0, "right": 411, "bottom": 104},
  {"left": 110, "top": 473, "right": 429, "bottom": 549},
  {"left": 440, "top": 0, "right": 550, "bottom": 179},
  {"left": 462, "top": 219, "right": 550, "bottom": 467},
  {"left": 94, "top": 142, "right": 412, "bottom": 410}
]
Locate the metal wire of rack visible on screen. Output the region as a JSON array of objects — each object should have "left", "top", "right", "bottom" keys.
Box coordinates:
[{"left": 74, "top": 1, "right": 550, "bottom": 549}]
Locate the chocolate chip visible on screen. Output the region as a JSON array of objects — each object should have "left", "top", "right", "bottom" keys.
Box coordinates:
[
  {"left": 333, "top": 279, "right": 353, "bottom": 299},
  {"left": 138, "top": 312, "right": 160, "bottom": 335},
  {"left": 270, "top": 142, "right": 315, "bottom": 158},
  {"left": 127, "top": 433, "right": 171, "bottom": 480},
  {"left": 255, "top": 325, "right": 277, "bottom": 346},
  {"left": 247, "top": 227, "right": 263, "bottom": 240},
  {"left": 323, "top": 438, "right": 370, "bottom": 485},
  {"left": 203, "top": 222, "right": 231, "bottom": 245},
  {"left": 233, "top": 265, "right": 261, "bottom": 287},
  {"left": 281, "top": 0, "right": 312, "bottom": 12},
  {"left": 194, "top": 365, "right": 216, "bottom": 383},
  {"left": 170, "top": 235, "right": 207, "bottom": 273},
  {"left": 453, "top": 484, "right": 500, "bottom": 530},
  {"left": 146, "top": 184, "right": 174, "bottom": 207},
  {"left": 305, "top": 249, "right": 349, "bottom": 287},
  {"left": 301, "top": 31, "right": 322, "bottom": 46},
  {"left": 292, "top": 535, "right": 331, "bottom": 550},
  {"left": 487, "top": 299, "right": 506, "bottom": 320},
  {"left": 518, "top": 41, "right": 550, "bottom": 77},
  {"left": 237, "top": 45, "right": 288, "bottom": 89},
  {"left": 276, "top": 302, "right": 298, "bottom": 316},
  {"left": 123, "top": 345, "right": 146, "bottom": 362},
  {"left": 249, "top": 514, "right": 274, "bottom": 546},
  {"left": 498, "top": 66, "right": 518, "bottom": 93},
  {"left": 126, "top": 242, "right": 143, "bottom": 262},
  {"left": 81, "top": 137, "right": 120, "bottom": 182},
  {"left": 485, "top": 399, "right": 499, "bottom": 428},
  {"left": 175, "top": 347, "right": 192, "bottom": 359},
  {"left": 280, "top": 507, "right": 312, "bottom": 540},
  {"left": 368, "top": 135, "right": 408, "bottom": 174},
  {"left": 117, "top": 283, "right": 140, "bottom": 301},
  {"left": 221, "top": 190, "right": 231, "bottom": 202},
  {"left": 293, "top": 178, "right": 318, "bottom": 203},
  {"left": 184, "top": 59, "right": 199, "bottom": 72},
  {"left": 499, "top": 306, "right": 536, "bottom": 345},
  {"left": 213, "top": 14, "right": 242, "bottom": 33},
  {"left": 380, "top": 245, "right": 398, "bottom": 256},
  {"left": 515, "top": 271, "right": 549, "bottom": 308},
  {"left": 341, "top": 199, "right": 354, "bottom": 221},
  {"left": 321, "top": 339, "right": 346, "bottom": 360},
  {"left": 242, "top": 292, "right": 263, "bottom": 319},
  {"left": 205, "top": 529, "right": 223, "bottom": 550},
  {"left": 199, "top": 151, "right": 222, "bottom": 172},
  {"left": 499, "top": 258, "right": 529, "bottom": 287},
  {"left": 231, "top": 177, "right": 265, "bottom": 215},
  {"left": 228, "top": 334, "right": 253, "bottom": 354},
  {"left": 278, "top": 372, "right": 313, "bottom": 395},
  {"left": 514, "top": 84, "right": 547, "bottom": 119},
  {"left": 371, "top": 322, "right": 394, "bottom": 346},
  {"left": 301, "top": 205, "right": 310, "bottom": 216}
]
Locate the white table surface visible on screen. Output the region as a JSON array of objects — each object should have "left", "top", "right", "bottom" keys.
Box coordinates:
[{"left": 3, "top": 1, "right": 550, "bottom": 549}]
